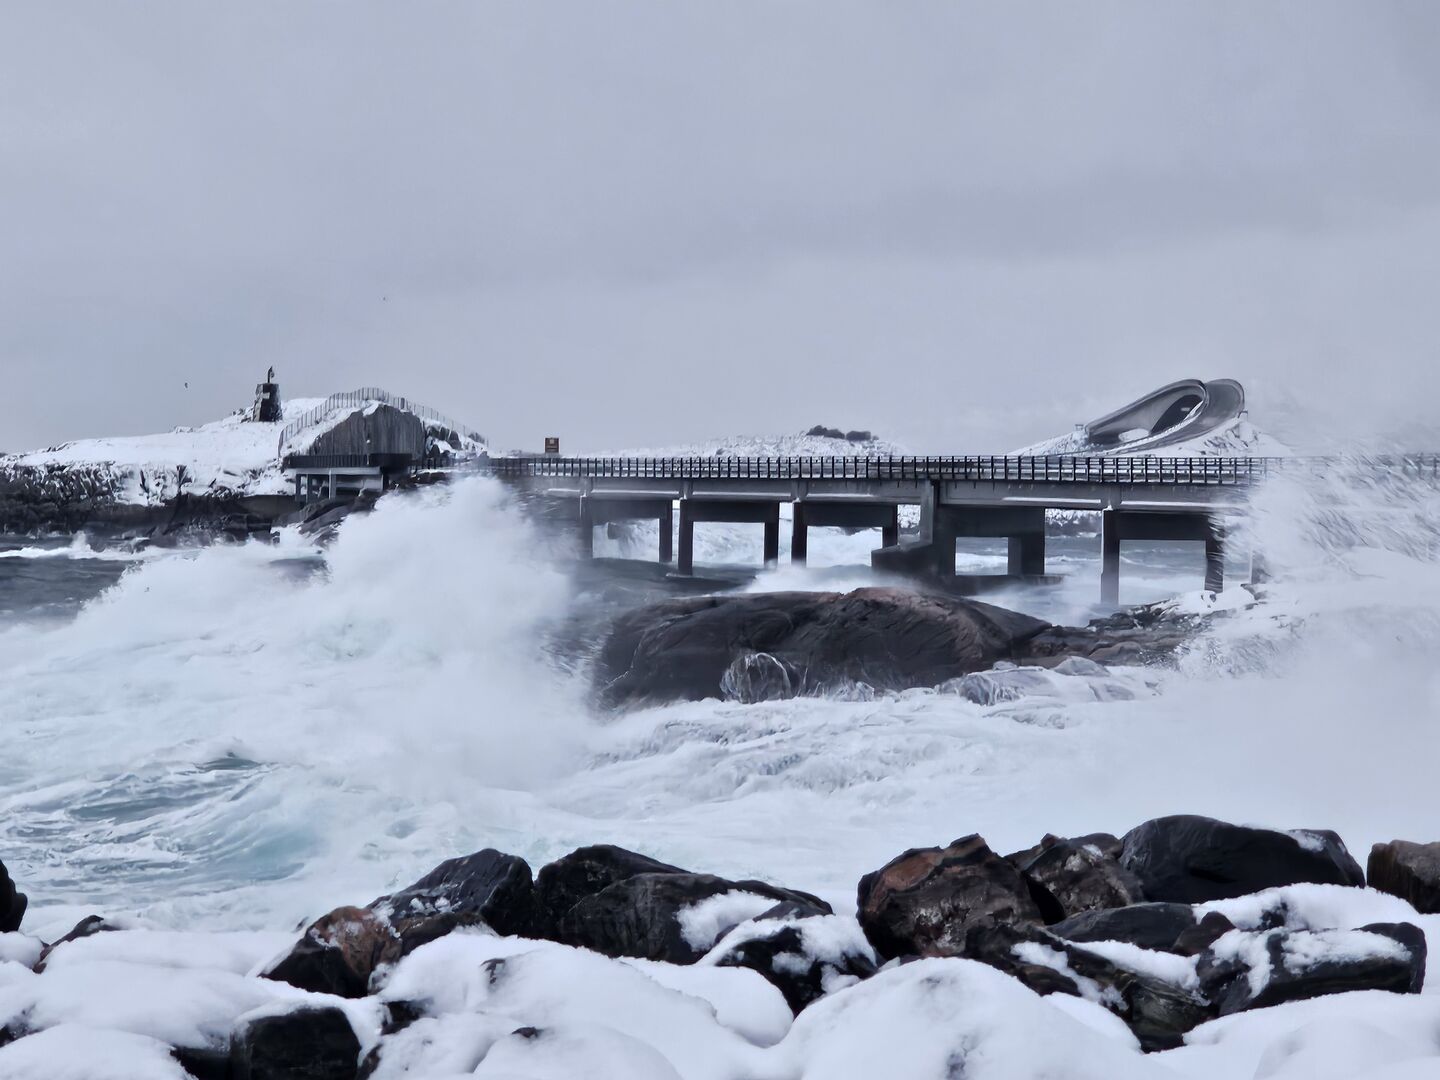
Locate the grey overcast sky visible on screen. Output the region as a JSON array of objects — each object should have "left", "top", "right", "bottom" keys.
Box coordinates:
[{"left": 3, "top": 2, "right": 1439, "bottom": 454}]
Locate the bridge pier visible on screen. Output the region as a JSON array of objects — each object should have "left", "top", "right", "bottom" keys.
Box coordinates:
[
  {"left": 579, "top": 496, "right": 675, "bottom": 563},
  {"left": 873, "top": 488, "right": 1046, "bottom": 580},
  {"left": 1101, "top": 509, "right": 1224, "bottom": 605},
  {"left": 676, "top": 499, "right": 781, "bottom": 576},
  {"left": 792, "top": 501, "right": 901, "bottom": 566}
]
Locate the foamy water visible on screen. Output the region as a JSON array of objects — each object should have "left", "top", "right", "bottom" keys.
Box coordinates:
[{"left": 1, "top": 469, "right": 1436, "bottom": 939}]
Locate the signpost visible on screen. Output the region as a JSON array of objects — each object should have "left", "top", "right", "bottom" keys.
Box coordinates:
[{"left": 544, "top": 436, "right": 560, "bottom": 455}]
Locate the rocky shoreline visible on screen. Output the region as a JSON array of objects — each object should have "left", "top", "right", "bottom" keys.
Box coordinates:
[
  {"left": 593, "top": 586, "right": 1220, "bottom": 709},
  {"left": 3, "top": 818, "right": 1438, "bottom": 1078}
]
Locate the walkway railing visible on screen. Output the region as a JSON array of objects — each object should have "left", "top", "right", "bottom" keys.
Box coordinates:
[
  {"left": 480, "top": 454, "right": 1440, "bottom": 485},
  {"left": 277, "top": 387, "right": 485, "bottom": 455}
]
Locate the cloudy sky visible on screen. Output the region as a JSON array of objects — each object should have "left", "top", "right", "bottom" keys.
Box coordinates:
[{"left": 4, "top": 2, "right": 1439, "bottom": 454}]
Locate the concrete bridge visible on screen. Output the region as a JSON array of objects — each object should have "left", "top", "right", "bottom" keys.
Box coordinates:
[{"left": 484, "top": 454, "right": 1439, "bottom": 602}]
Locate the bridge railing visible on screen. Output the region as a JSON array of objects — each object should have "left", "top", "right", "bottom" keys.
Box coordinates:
[
  {"left": 277, "top": 387, "right": 486, "bottom": 456},
  {"left": 478, "top": 454, "right": 1440, "bottom": 484}
]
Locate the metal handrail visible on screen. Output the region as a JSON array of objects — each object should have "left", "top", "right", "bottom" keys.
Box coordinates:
[
  {"left": 277, "top": 387, "right": 486, "bottom": 455},
  {"left": 477, "top": 454, "right": 1440, "bottom": 485}
]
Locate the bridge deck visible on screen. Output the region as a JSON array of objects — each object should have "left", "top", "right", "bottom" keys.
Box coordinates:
[{"left": 483, "top": 453, "right": 1439, "bottom": 485}]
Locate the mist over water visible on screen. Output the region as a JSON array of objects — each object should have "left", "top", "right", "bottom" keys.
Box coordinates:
[{"left": 0, "top": 467, "right": 1436, "bottom": 936}]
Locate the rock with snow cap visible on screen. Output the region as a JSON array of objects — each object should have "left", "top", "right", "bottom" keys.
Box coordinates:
[
  {"left": 230, "top": 1005, "right": 361, "bottom": 1080},
  {"left": 1367, "top": 840, "right": 1440, "bottom": 914},
  {"left": 704, "top": 913, "right": 878, "bottom": 1013},
  {"left": 1048, "top": 902, "right": 1198, "bottom": 953},
  {"left": 959, "top": 921, "right": 1214, "bottom": 1051},
  {"left": 857, "top": 834, "right": 1043, "bottom": 960},
  {"left": 1119, "top": 815, "right": 1364, "bottom": 903},
  {"left": 555, "top": 871, "right": 831, "bottom": 964},
  {"left": 263, "top": 906, "right": 401, "bottom": 999},
  {"left": 1197, "top": 921, "right": 1426, "bottom": 1016},
  {"left": 372, "top": 848, "right": 536, "bottom": 946}
]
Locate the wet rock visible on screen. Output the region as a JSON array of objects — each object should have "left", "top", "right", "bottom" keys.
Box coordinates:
[
  {"left": 707, "top": 914, "right": 878, "bottom": 1013},
  {"left": 1049, "top": 902, "right": 1198, "bottom": 953},
  {"left": 1119, "top": 815, "right": 1364, "bottom": 903},
  {"left": 372, "top": 848, "right": 536, "bottom": 946},
  {"left": 595, "top": 588, "right": 1050, "bottom": 708},
  {"left": 172, "top": 1044, "right": 231, "bottom": 1080},
  {"left": 533, "top": 845, "right": 689, "bottom": 936},
  {"left": 0, "top": 860, "right": 26, "bottom": 934},
  {"left": 1019, "top": 602, "right": 1206, "bottom": 667},
  {"left": 263, "top": 906, "right": 401, "bottom": 999},
  {"left": 1367, "top": 840, "right": 1440, "bottom": 913},
  {"left": 231, "top": 1006, "right": 360, "bottom": 1080},
  {"left": 960, "top": 922, "right": 1213, "bottom": 1051},
  {"left": 946, "top": 667, "right": 1057, "bottom": 706},
  {"left": 1173, "top": 911, "right": 1237, "bottom": 957},
  {"left": 34, "top": 915, "right": 120, "bottom": 972},
  {"left": 856, "top": 835, "right": 1043, "bottom": 960},
  {"left": 555, "top": 872, "right": 831, "bottom": 963},
  {"left": 1009, "top": 834, "right": 1145, "bottom": 922},
  {"left": 720, "top": 652, "right": 798, "bottom": 703},
  {"left": 1197, "top": 922, "right": 1426, "bottom": 1016}
]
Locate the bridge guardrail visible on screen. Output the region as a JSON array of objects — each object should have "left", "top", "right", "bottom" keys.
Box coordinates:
[{"left": 478, "top": 454, "right": 1440, "bottom": 485}]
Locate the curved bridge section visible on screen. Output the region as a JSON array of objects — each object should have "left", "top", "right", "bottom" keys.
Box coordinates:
[{"left": 1082, "top": 378, "right": 1245, "bottom": 452}]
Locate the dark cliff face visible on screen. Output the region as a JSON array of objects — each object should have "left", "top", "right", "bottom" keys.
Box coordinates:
[
  {"left": 0, "top": 462, "right": 289, "bottom": 540},
  {"left": 593, "top": 586, "right": 1053, "bottom": 708},
  {"left": 0, "top": 462, "right": 127, "bottom": 533}
]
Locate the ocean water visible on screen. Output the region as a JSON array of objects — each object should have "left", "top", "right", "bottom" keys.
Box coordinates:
[{"left": 0, "top": 471, "right": 1436, "bottom": 940}]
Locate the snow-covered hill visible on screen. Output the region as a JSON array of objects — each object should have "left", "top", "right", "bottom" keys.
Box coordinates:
[{"left": 2, "top": 398, "right": 327, "bottom": 506}]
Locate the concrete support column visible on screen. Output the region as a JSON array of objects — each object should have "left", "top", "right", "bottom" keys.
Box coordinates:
[
  {"left": 791, "top": 502, "right": 809, "bottom": 565},
  {"left": 578, "top": 497, "right": 594, "bottom": 558},
  {"left": 933, "top": 504, "right": 958, "bottom": 577},
  {"left": 1205, "top": 521, "right": 1225, "bottom": 594},
  {"left": 1101, "top": 509, "right": 1121, "bottom": 606},
  {"left": 659, "top": 502, "right": 674, "bottom": 563},
  {"left": 881, "top": 505, "right": 900, "bottom": 549},
  {"left": 763, "top": 503, "right": 780, "bottom": 566},
  {"left": 677, "top": 500, "right": 695, "bottom": 576},
  {"left": 1007, "top": 531, "right": 1046, "bottom": 576}
]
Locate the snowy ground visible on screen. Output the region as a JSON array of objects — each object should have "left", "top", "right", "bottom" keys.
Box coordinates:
[{"left": 0, "top": 398, "right": 327, "bottom": 503}]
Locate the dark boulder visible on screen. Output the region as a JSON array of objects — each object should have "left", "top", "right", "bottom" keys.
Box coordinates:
[
  {"left": 1049, "top": 903, "right": 1198, "bottom": 953},
  {"left": 263, "top": 906, "right": 401, "bottom": 999},
  {"left": 960, "top": 922, "right": 1213, "bottom": 1051},
  {"left": 595, "top": 588, "right": 1050, "bottom": 708},
  {"left": 1009, "top": 834, "right": 1145, "bottom": 922},
  {"left": 172, "top": 1045, "right": 231, "bottom": 1080},
  {"left": 1119, "top": 815, "right": 1364, "bottom": 903},
  {"left": 555, "top": 872, "right": 830, "bottom": 963},
  {"left": 372, "top": 848, "right": 536, "bottom": 946},
  {"left": 231, "top": 1006, "right": 360, "bottom": 1080},
  {"left": 533, "top": 845, "right": 689, "bottom": 935},
  {"left": 1018, "top": 603, "right": 1211, "bottom": 668},
  {"left": 0, "top": 860, "right": 26, "bottom": 934},
  {"left": 1173, "top": 911, "right": 1237, "bottom": 957},
  {"left": 857, "top": 835, "right": 1043, "bottom": 960},
  {"left": 1368, "top": 840, "right": 1440, "bottom": 913},
  {"left": 720, "top": 652, "right": 798, "bottom": 703},
  {"left": 708, "top": 915, "right": 878, "bottom": 1013},
  {"left": 1198, "top": 922, "right": 1426, "bottom": 1016}
]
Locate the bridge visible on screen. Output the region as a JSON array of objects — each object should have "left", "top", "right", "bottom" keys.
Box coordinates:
[{"left": 482, "top": 454, "right": 1440, "bottom": 603}]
